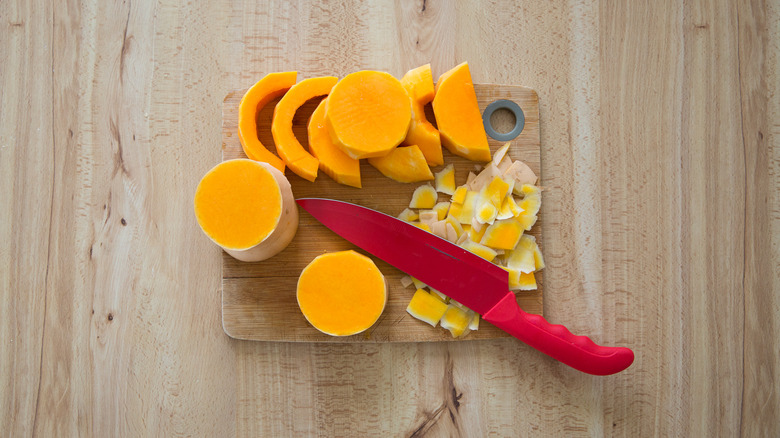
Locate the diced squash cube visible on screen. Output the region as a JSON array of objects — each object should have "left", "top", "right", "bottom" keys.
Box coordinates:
[
  {"left": 506, "top": 243, "right": 536, "bottom": 274},
  {"left": 461, "top": 240, "right": 498, "bottom": 262},
  {"left": 475, "top": 202, "right": 498, "bottom": 225},
  {"left": 504, "top": 160, "right": 537, "bottom": 189},
  {"left": 480, "top": 219, "right": 524, "bottom": 250},
  {"left": 431, "top": 220, "right": 447, "bottom": 238},
  {"left": 434, "top": 164, "right": 456, "bottom": 195},
  {"left": 468, "top": 311, "right": 480, "bottom": 331},
  {"left": 411, "top": 277, "right": 427, "bottom": 290},
  {"left": 433, "top": 202, "right": 450, "bottom": 220},
  {"left": 451, "top": 186, "right": 468, "bottom": 204},
  {"left": 503, "top": 267, "right": 537, "bottom": 291},
  {"left": 440, "top": 304, "right": 472, "bottom": 338},
  {"left": 430, "top": 288, "right": 449, "bottom": 303},
  {"left": 492, "top": 142, "right": 511, "bottom": 167},
  {"left": 448, "top": 190, "right": 479, "bottom": 224},
  {"left": 406, "top": 289, "right": 449, "bottom": 327},
  {"left": 411, "top": 222, "right": 432, "bottom": 232},
  {"left": 409, "top": 184, "right": 438, "bottom": 209},
  {"left": 419, "top": 210, "right": 439, "bottom": 225},
  {"left": 397, "top": 208, "right": 418, "bottom": 222}
]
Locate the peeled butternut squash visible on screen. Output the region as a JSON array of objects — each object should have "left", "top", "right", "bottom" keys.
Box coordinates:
[
  {"left": 400, "top": 64, "right": 443, "bottom": 166},
  {"left": 297, "top": 250, "right": 387, "bottom": 336},
  {"left": 272, "top": 76, "right": 338, "bottom": 182},
  {"left": 367, "top": 145, "right": 434, "bottom": 183},
  {"left": 432, "top": 62, "right": 491, "bottom": 162},
  {"left": 325, "top": 71, "right": 412, "bottom": 159},
  {"left": 194, "top": 159, "right": 298, "bottom": 262},
  {"left": 238, "top": 72, "right": 297, "bottom": 171},
  {"left": 307, "top": 99, "right": 361, "bottom": 188}
]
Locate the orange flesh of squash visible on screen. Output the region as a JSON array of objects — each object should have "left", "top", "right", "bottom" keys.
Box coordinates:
[
  {"left": 194, "top": 159, "right": 282, "bottom": 250},
  {"left": 272, "top": 76, "right": 339, "bottom": 182},
  {"left": 325, "top": 71, "right": 412, "bottom": 159},
  {"left": 238, "top": 72, "right": 297, "bottom": 171},
  {"left": 432, "top": 62, "right": 491, "bottom": 162},
  {"left": 400, "top": 64, "right": 443, "bottom": 166},
  {"left": 307, "top": 99, "right": 361, "bottom": 188},
  {"left": 297, "top": 250, "right": 387, "bottom": 336},
  {"left": 367, "top": 145, "right": 434, "bottom": 183}
]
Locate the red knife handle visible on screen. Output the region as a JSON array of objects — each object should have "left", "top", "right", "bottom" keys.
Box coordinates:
[{"left": 482, "top": 293, "right": 634, "bottom": 375}]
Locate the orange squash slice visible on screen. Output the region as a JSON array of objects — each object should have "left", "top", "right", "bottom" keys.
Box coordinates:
[
  {"left": 297, "top": 250, "right": 387, "bottom": 336},
  {"left": 194, "top": 159, "right": 298, "bottom": 262},
  {"left": 325, "top": 71, "right": 412, "bottom": 159},
  {"left": 307, "top": 99, "right": 361, "bottom": 188},
  {"left": 271, "top": 76, "right": 338, "bottom": 181},
  {"left": 238, "top": 72, "right": 297, "bottom": 171},
  {"left": 432, "top": 62, "right": 491, "bottom": 162},
  {"left": 367, "top": 145, "right": 433, "bottom": 183},
  {"left": 400, "top": 64, "right": 443, "bottom": 166}
]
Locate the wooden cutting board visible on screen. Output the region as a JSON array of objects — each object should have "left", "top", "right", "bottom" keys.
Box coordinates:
[{"left": 221, "top": 83, "right": 542, "bottom": 342}]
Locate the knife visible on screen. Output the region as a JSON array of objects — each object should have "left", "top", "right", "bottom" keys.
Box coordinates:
[{"left": 296, "top": 198, "right": 634, "bottom": 375}]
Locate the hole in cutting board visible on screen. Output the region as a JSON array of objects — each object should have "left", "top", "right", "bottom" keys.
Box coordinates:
[{"left": 489, "top": 108, "right": 516, "bottom": 134}]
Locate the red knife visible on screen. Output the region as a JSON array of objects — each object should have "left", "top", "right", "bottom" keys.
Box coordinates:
[{"left": 296, "top": 198, "right": 634, "bottom": 375}]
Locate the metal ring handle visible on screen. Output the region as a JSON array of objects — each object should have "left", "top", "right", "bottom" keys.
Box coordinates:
[{"left": 482, "top": 99, "right": 525, "bottom": 141}]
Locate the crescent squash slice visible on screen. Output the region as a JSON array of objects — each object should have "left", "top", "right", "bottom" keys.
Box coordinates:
[
  {"left": 400, "top": 64, "right": 443, "bottom": 166},
  {"left": 307, "top": 99, "right": 361, "bottom": 188},
  {"left": 238, "top": 72, "right": 297, "bottom": 171},
  {"left": 272, "top": 76, "right": 339, "bottom": 181}
]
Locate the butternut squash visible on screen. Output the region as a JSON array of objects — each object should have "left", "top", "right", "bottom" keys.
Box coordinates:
[
  {"left": 297, "top": 250, "right": 387, "bottom": 336},
  {"left": 400, "top": 64, "right": 443, "bottom": 166},
  {"left": 238, "top": 72, "right": 297, "bottom": 171},
  {"left": 325, "top": 71, "right": 412, "bottom": 159},
  {"left": 194, "top": 159, "right": 298, "bottom": 262},
  {"left": 307, "top": 99, "right": 361, "bottom": 188},
  {"left": 432, "top": 62, "right": 491, "bottom": 162},
  {"left": 271, "top": 76, "right": 338, "bottom": 181},
  {"left": 367, "top": 145, "right": 434, "bottom": 183}
]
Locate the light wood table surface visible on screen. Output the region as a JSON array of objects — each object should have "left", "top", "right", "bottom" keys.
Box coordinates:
[{"left": 2, "top": 1, "right": 778, "bottom": 436}]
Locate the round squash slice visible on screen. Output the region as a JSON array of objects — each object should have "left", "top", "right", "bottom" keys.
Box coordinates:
[
  {"left": 325, "top": 71, "right": 412, "bottom": 159},
  {"left": 194, "top": 159, "right": 298, "bottom": 262},
  {"left": 297, "top": 250, "right": 387, "bottom": 336}
]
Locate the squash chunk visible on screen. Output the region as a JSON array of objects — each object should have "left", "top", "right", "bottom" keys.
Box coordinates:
[
  {"left": 194, "top": 159, "right": 298, "bottom": 262},
  {"left": 432, "top": 62, "right": 491, "bottom": 162},
  {"left": 368, "top": 145, "right": 434, "bottom": 183},
  {"left": 297, "top": 250, "right": 387, "bottom": 336},
  {"left": 409, "top": 184, "right": 438, "bottom": 209},
  {"left": 400, "top": 64, "right": 443, "bottom": 166},
  {"left": 272, "top": 76, "right": 338, "bottom": 181},
  {"left": 406, "top": 289, "right": 448, "bottom": 327},
  {"left": 440, "top": 304, "right": 472, "bottom": 338},
  {"left": 480, "top": 219, "right": 524, "bottom": 250},
  {"left": 434, "top": 164, "right": 456, "bottom": 195},
  {"left": 308, "top": 99, "right": 361, "bottom": 188},
  {"left": 238, "top": 71, "right": 297, "bottom": 171},
  {"left": 326, "top": 71, "right": 412, "bottom": 159}
]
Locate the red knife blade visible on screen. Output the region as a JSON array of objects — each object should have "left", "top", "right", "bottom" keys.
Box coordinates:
[{"left": 296, "top": 198, "right": 634, "bottom": 375}]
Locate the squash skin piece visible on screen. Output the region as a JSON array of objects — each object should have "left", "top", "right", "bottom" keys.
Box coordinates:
[
  {"left": 400, "top": 64, "right": 443, "bottom": 166},
  {"left": 368, "top": 145, "right": 434, "bottom": 183},
  {"left": 194, "top": 159, "right": 298, "bottom": 262},
  {"left": 307, "top": 99, "right": 361, "bottom": 188},
  {"left": 325, "top": 71, "right": 412, "bottom": 159},
  {"left": 272, "top": 76, "right": 338, "bottom": 181},
  {"left": 432, "top": 62, "right": 491, "bottom": 162},
  {"left": 238, "top": 72, "right": 297, "bottom": 171},
  {"left": 297, "top": 250, "right": 387, "bottom": 336}
]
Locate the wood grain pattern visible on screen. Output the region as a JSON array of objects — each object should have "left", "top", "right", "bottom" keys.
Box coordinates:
[
  {"left": 1, "top": 0, "right": 778, "bottom": 436},
  {"left": 220, "top": 83, "right": 543, "bottom": 342}
]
